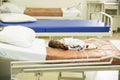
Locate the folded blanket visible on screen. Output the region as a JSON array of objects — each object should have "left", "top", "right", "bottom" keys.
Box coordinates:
[{"left": 24, "top": 8, "right": 63, "bottom": 16}]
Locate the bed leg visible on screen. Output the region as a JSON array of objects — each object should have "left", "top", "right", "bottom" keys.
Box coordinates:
[
  {"left": 49, "top": 36, "right": 53, "bottom": 40},
  {"left": 115, "top": 70, "right": 120, "bottom": 80},
  {"left": 58, "top": 72, "right": 61, "bottom": 80},
  {"left": 35, "top": 72, "right": 42, "bottom": 80}
]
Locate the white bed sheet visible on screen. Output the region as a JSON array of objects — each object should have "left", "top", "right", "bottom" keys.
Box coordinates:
[
  {"left": 61, "top": 8, "right": 80, "bottom": 17},
  {"left": 0, "top": 39, "right": 46, "bottom": 61}
]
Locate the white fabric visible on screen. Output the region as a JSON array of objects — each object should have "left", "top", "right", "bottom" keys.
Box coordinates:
[
  {"left": 110, "top": 40, "right": 120, "bottom": 50},
  {"left": 0, "top": 13, "right": 36, "bottom": 22},
  {"left": 62, "top": 7, "right": 80, "bottom": 17},
  {"left": 0, "top": 26, "right": 36, "bottom": 47},
  {"left": 0, "top": 39, "right": 119, "bottom": 61},
  {"left": 0, "top": 39, "right": 46, "bottom": 61},
  {"left": 63, "top": 38, "right": 85, "bottom": 50},
  {"left": 0, "top": 2, "right": 25, "bottom": 13}
]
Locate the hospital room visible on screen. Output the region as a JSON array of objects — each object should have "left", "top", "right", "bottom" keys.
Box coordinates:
[{"left": 0, "top": 0, "right": 120, "bottom": 80}]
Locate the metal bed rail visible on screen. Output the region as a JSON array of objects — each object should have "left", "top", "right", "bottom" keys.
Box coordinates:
[
  {"left": 90, "top": 12, "right": 113, "bottom": 31},
  {"left": 35, "top": 12, "right": 113, "bottom": 38},
  {"left": 11, "top": 55, "right": 120, "bottom": 80},
  {"left": 90, "top": 11, "right": 113, "bottom": 37}
]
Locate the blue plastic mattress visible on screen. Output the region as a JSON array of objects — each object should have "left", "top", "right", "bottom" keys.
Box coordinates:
[{"left": 0, "top": 20, "right": 109, "bottom": 32}]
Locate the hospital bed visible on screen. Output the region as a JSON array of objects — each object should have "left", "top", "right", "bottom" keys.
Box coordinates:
[
  {"left": 0, "top": 0, "right": 112, "bottom": 37},
  {"left": 0, "top": 38, "right": 120, "bottom": 80},
  {"left": 24, "top": 7, "right": 81, "bottom": 18},
  {"left": 0, "top": 1, "right": 81, "bottom": 19},
  {"left": 0, "top": 12, "right": 113, "bottom": 37}
]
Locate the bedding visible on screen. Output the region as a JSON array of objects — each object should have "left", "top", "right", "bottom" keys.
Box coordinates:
[
  {"left": 0, "top": 13, "right": 37, "bottom": 22},
  {"left": 24, "top": 7, "right": 80, "bottom": 17},
  {"left": 0, "top": 12, "right": 112, "bottom": 37},
  {"left": 0, "top": 39, "right": 46, "bottom": 60},
  {"left": 61, "top": 8, "right": 80, "bottom": 17},
  {"left": 46, "top": 38, "right": 120, "bottom": 65},
  {"left": 0, "top": 3, "right": 24, "bottom": 13},
  {"left": 0, "top": 38, "right": 120, "bottom": 65},
  {"left": 0, "top": 26, "right": 36, "bottom": 47},
  {"left": 24, "top": 8, "right": 63, "bottom": 16},
  {"left": 0, "top": 20, "right": 109, "bottom": 32}
]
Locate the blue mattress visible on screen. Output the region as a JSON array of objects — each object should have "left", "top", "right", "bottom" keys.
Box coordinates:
[{"left": 0, "top": 20, "right": 109, "bottom": 32}]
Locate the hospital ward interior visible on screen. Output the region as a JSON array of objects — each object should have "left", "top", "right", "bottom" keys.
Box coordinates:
[{"left": 0, "top": 0, "right": 120, "bottom": 80}]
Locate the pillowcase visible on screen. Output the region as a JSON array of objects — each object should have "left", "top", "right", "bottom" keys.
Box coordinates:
[
  {"left": 0, "top": 2, "right": 25, "bottom": 13},
  {"left": 0, "top": 26, "right": 36, "bottom": 47},
  {"left": 0, "top": 13, "right": 37, "bottom": 22}
]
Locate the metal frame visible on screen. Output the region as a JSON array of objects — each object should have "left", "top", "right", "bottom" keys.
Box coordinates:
[
  {"left": 35, "top": 12, "right": 113, "bottom": 38},
  {"left": 11, "top": 56, "right": 120, "bottom": 80}
]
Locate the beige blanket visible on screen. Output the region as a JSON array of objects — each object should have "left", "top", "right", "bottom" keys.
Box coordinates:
[
  {"left": 24, "top": 8, "right": 63, "bottom": 16},
  {"left": 46, "top": 39, "right": 120, "bottom": 64}
]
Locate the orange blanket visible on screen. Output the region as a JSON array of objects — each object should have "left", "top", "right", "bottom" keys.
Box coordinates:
[
  {"left": 24, "top": 8, "right": 63, "bottom": 16},
  {"left": 46, "top": 39, "right": 120, "bottom": 64}
]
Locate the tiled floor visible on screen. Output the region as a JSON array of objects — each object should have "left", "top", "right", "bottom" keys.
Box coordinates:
[
  {"left": 112, "top": 32, "right": 120, "bottom": 39},
  {"left": 16, "top": 32, "right": 120, "bottom": 80}
]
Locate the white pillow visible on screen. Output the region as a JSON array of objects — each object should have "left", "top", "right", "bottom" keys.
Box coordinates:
[
  {"left": 0, "top": 3, "right": 25, "bottom": 13},
  {"left": 0, "top": 13, "right": 37, "bottom": 22},
  {"left": 0, "top": 26, "right": 36, "bottom": 47}
]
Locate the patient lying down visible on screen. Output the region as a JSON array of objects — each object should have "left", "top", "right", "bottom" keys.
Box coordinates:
[
  {"left": 46, "top": 38, "right": 120, "bottom": 64},
  {"left": 1, "top": 26, "right": 120, "bottom": 64},
  {"left": 48, "top": 38, "right": 97, "bottom": 51}
]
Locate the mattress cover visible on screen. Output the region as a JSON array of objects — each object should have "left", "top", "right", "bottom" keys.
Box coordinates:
[
  {"left": 0, "top": 39, "right": 46, "bottom": 61},
  {"left": 24, "top": 8, "right": 63, "bottom": 16},
  {"left": 46, "top": 39, "right": 120, "bottom": 64},
  {"left": 0, "top": 20, "right": 109, "bottom": 32}
]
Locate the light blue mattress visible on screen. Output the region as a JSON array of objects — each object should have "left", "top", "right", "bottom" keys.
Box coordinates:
[{"left": 0, "top": 20, "right": 109, "bottom": 32}]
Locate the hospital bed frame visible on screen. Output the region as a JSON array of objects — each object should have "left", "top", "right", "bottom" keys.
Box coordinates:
[
  {"left": 0, "top": 0, "right": 112, "bottom": 38},
  {"left": 11, "top": 56, "right": 120, "bottom": 80},
  {"left": 35, "top": 12, "right": 113, "bottom": 37},
  {"left": 0, "top": 12, "right": 112, "bottom": 38}
]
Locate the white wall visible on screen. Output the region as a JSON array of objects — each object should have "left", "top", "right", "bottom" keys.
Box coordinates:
[
  {"left": 8, "top": 0, "right": 120, "bottom": 23},
  {"left": 10, "top": 0, "right": 83, "bottom": 8},
  {"left": 9, "top": 0, "right": 119, "bottom": 19}
]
